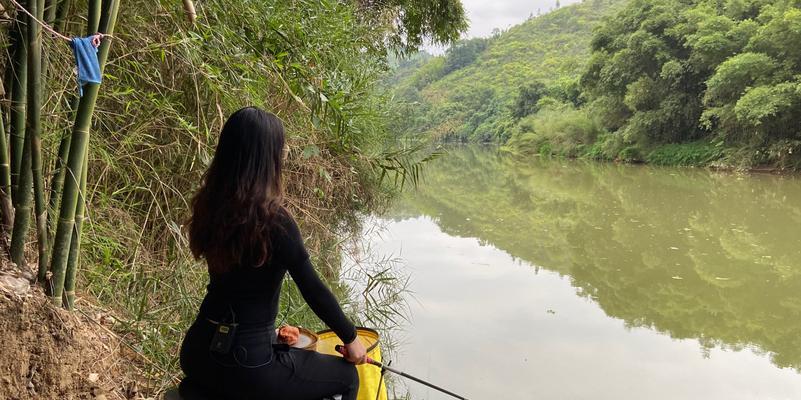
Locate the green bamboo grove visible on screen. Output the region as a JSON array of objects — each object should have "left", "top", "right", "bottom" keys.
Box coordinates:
[
  {"left": 0, "top": 0, "right": 467, "bottom": 325},
  {"left": 1, "top": 0, "right": 120, "bottom": 309}
]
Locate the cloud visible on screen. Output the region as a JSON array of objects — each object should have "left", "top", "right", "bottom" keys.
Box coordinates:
[
  {"left": 425, "top": 0, "right": 582, "bottom": 54},
  {"left": 462, "top": 0, "right": 583, "bottom": 37}
]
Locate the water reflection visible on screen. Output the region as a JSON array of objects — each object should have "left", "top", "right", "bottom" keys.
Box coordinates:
[{"left": 390, "top": 146, "right": 801, "bottom": 372}]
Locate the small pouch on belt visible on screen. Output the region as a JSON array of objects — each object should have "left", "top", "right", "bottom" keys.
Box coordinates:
[{"left": 210, "top": 322, "right": 239, "bottom": 354}]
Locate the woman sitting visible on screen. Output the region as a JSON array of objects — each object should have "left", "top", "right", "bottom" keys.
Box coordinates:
[{"left": 179, "top": 107, "right": 366, "bottom": 399}]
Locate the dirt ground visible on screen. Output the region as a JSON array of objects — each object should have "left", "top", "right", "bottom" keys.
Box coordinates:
[{"left": 0, "top": 263, "right": 147, "bottom": 400}]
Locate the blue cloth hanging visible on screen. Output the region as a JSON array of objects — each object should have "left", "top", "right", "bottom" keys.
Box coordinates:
[{"left": 71, "top": 36, "right": 102, "bottom": 96}]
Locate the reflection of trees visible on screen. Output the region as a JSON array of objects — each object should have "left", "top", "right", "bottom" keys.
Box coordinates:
[{"left": 390, "top": 146, "right": 801, "bottom": 371}]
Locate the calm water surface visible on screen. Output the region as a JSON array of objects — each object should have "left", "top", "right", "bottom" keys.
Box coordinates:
[{"left": 359, "top": 146, "right": 801, "bottom": 399}]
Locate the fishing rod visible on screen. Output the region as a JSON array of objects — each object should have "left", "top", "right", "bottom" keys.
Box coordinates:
[{"left": 335, "top": 345, "right": 469, "bottom": 400}]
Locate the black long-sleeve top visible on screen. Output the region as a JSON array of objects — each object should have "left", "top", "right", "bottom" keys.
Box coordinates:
[{"left": 195, "top": 209, "right": 357, "bottom": 344}]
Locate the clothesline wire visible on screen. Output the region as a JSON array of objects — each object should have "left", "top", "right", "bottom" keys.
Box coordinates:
[
  {"left": 7, "top": 0, "right": 115, "bottom": 44},
  {"left": 6, "top": 0, "right": 73, "bottom": 42}
]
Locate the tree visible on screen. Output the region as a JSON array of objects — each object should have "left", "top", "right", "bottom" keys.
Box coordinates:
[
  {"left": 512, "top": 81, "right": 548, "bottom": 119},
  {"left": 580, "top": 0, "right": 801, "bottom": 164},
  {"left": 581, "top": 0, "right": 714, "bottom": 144},
  {"left": 443, "top": 38, "right": 489, "bottom": 74},
  {"left": 355, "top": 0, "right": 468, "bottom": 53},
  {"left": 704, "top": 53, "right": 779, "bottom": 105}
]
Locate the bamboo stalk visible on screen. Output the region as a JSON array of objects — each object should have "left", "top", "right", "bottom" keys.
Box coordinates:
[
  {"left": 0, "top": 111, "right": 10, "bottom": 258},
  {"left": 96, "top": 0, "right": 116, "bottom": 33},
  {"left": 0, "top": 84, "right": 13, "bottom": 234},
  {"left": 44, "top": 0, "right": 58, "bottom": 24},
  {"left": 48, "top": 0, "right": 98, "bottom": 239},
  {"left": 49, "top": 0, "right": 119, "bottom": 307},
  {"left": 87, "top": 0, "right": 100, "bottom": 33},
  {"left": 25, "top": 0, "right": 50, "bottom": 282},
  {"left": 47, "top": 0, "right": 73, "bottom": 231},
  {"left": 47, "top": 97, "right": 75, "bottom": 237},
  {"left": 52, "top": 0, "right": 95, "bottom": 290},
  {"left": 9, "top": 122, "right": 31, "bottom": 268},
  {"left": 9, "top": 3, "right": 27, "bottom": 207},
  {"left": 9, "top": 0, "right": 41, "bottom": 270},
  {"left": 63, "top": 151, "right": 87, "bottom": 310},
  {"left": 54, "top": 0, "right": 71, "bottom": 32}
]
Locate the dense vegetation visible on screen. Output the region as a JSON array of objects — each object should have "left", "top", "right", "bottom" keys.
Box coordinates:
[
  {"left": 573, "top": 0, "right": 801, "bottom": 167},
  {"left": 392, "top": 0, "right": 801, "bottom": 169},
  {"left": 389, "top": 0, "right": 622, "bottom": 142},
  {"left": 0, "top": 0, "right": 465, "bottom": 392}
]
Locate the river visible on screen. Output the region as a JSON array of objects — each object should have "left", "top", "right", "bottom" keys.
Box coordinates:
[{"left": 354, "top": 145, "right": 801, "bottom": 400}]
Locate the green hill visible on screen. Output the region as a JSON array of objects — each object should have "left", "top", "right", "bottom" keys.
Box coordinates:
[
  {"left": 391, "top": 0, "right": 624, "bottom": 142},
  {"left": 394, "top": 0, "right": 801, "bottom": 169}
]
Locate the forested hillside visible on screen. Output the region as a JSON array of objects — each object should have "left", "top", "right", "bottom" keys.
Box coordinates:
[
  {"left": 393, "top": 0, "right": 801, "bottom": 169},
  {"left": 390, "top": 0, "right": 622, "bottom": 142}
]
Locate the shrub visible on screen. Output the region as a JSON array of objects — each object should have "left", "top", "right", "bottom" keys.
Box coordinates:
[
  {"left": 646, "top": 142, "right": 724, "bottom": 166},
  {"left": 507, "top": 103, "right": 605, "bottom": 157}
]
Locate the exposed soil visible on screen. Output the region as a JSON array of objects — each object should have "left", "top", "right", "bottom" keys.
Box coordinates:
[{"left": 0, "top": 262, "right": 146, "bottom": 400}]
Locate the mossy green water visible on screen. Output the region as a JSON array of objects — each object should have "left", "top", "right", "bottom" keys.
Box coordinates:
[{"left": 390, "top": 146, "right": 801, "bottom": 376}]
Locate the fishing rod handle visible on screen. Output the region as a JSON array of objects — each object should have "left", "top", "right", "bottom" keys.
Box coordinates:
[
  {"left": 335, "top": 346, "right": 468, "bottom": 400},
  {"left": 334, "top": 344, "right": 379, "bottom": 366}
]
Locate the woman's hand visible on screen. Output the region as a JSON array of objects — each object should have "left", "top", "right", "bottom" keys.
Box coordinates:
[{"left": 342, "top": 338, "right": 367, "bottom": 365}]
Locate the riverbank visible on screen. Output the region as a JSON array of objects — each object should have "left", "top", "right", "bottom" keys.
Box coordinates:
[
  {"left": 0, "top": 260, "right": 148, "bottom": 399},
  {"left": 0, "top": 216, "right": 408, "bottom": 399},
  {"left": 502, "top": 139, "right": 801, "bottom": 174}
]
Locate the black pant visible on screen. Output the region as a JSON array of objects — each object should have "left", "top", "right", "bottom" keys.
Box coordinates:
[{"left": 180, "top": 320, "right": 359, "bottom": 400}]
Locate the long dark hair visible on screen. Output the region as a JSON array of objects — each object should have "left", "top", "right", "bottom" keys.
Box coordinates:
[{"left": 188, "top": 107, "right": 285, "bottom": 274}]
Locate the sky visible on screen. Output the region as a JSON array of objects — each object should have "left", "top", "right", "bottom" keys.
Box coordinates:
[{"left": 425, "top": 0, "right": 583, "bottom": 54}]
